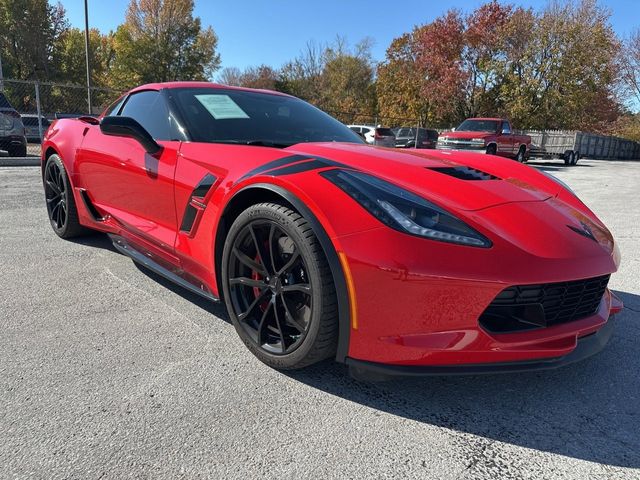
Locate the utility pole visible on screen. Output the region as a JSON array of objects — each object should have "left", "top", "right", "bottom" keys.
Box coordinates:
[
  {"left": 84, "top": 0, "right": 92, "bottom": 113},
  {"left": 0, "top": 51, "right": 4, "bottom": 92}
]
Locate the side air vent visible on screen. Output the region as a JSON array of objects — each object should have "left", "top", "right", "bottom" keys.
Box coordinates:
[
  {"left": 427, "top": 166, "right": 499, "bottom": 181},
  {"left": 180, "top": 173, "right": 218, "bottom": 235}
]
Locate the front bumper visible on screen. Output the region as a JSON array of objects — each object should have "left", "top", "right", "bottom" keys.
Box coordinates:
[
  {"left": 347, "top": 311, "right": 618, "bottom": 377},
  {"left": 337, "top": 218, "right": 620, "bottom": 368},
  {"left": 436, "top": 142, "right": 486, "bottom": 152}
]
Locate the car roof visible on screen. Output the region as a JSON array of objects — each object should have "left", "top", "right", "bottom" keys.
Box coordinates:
[
  {"left": 466, "top": 117, "right": 504, "bottom": 122},
  {"left": 129, "top": 81, "right": 291, "bottom": 97}
]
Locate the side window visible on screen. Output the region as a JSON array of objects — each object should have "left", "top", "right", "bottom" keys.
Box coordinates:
[
  {"left": 119, "top": 90, "right": 171, "bottom": 140},
  {"left": 362, "top": 127, "right": 371, "bottom": 135},
  {"left": 501, "top": 121, "right": 511, "bottom": 134},
  {"left": 104, "top": 96, "right": 126, "bottom": 117}
]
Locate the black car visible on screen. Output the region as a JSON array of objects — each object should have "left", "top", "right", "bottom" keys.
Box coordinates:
[
  {"left": 0, "top": 92, "right": 27, "bottom": 157},
  {"left": 392, "top": 127, "right": 439, "bottom": 149}
]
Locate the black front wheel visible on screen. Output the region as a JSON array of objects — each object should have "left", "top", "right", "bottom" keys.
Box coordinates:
[
  {"left": 486, "top": 144, "right": 497, "bottom": 155},
  {"left": 43, "top": 154, "right": 89, "bottom": 238},
  {"left": 221, "top": 203, "right": 338, "bottom": 369}
]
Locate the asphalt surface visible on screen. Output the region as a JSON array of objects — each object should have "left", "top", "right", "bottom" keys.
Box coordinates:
[{"left": 1, "top": 158, "right": 639, "bottom": 479}]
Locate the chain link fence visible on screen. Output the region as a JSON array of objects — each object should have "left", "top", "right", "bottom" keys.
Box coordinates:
[{"left": 0, "top": 79, "right": 122, "bottom": 156}]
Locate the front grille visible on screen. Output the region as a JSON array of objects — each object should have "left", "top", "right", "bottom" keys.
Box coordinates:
[{"left": 480, "top": 275, "right": 610, "bottom": 333}]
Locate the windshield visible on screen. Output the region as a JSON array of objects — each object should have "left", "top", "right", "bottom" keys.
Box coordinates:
[
  {"left": 456, "top": 119, "right": 499, "bottom": 133},
  {"left": 169, "top": 88, "right": 364, "bottom": 147}
]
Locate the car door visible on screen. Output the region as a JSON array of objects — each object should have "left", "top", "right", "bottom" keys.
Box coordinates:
[
  {"left": 77, "top": 90, "right": 180, "bottom": 253},
  {"left": 499, "top": 120, "right": 515, "bottom": 155}
]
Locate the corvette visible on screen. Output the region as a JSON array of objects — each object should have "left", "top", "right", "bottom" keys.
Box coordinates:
[{"left": 41, "top": 82, "right": 623, "bottom": 377}]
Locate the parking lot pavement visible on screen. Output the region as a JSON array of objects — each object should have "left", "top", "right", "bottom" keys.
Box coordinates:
[{"left": 0, "top": 159, "right": 638, "bottom": 479}]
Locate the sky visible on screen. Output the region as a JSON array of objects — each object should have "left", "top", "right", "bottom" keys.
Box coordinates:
[{"left": 60, "top": 0, "right": 639, "bottom": 74}]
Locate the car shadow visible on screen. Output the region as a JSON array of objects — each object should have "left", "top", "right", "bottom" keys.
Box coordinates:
[
  {"left": 133, "top": 263, "right": 230, "bottom": 321},
  {"left": 69, "top": 233, "right": 118, "bottom": 252},
  {"left": 528, "top": 159, "right": 594, "bottom": 172},
  {"left": 285, "top": 290, "right": 640, "bottom": 468}
]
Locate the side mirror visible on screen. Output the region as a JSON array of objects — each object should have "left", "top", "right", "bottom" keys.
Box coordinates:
[
  {"left": 100, "top": 116, "right": 162, "bottom": 155},
  {"left": 451, "top": 127, "right": 456, "bottom": 132}
]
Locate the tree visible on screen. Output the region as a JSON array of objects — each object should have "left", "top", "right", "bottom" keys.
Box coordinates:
[
  {"left": 377, "top": 11, "right": 465, "bottom": 127},
  {"left": 0, "top": 0, "right": 68, "bottom": 80},
  {"left": 277, "top": 37, "right": 377, "bottom": 121},
  {"left": 378, "top": 0, "right": 622, "bottom": 132},
  {"left": 109, "top": 0, "right": 221, "bottom": 89},
  {"left": 278, "top": 40, "right": 326, "bottom": 105},
  {"left": 460, "top": 0, "right": 512, "bottom": 117},
  {"left": 620, "top": 28, "right": 640, "bottom": 108},
  {"left": 498, "top": 0, "right": 620, "bottom": 131},
  {"left": 56, "top": 28, "right": 115, "bottom": 87},
  {"left": 217, "top": 67, "right": 243, "bottom": 86},
  {"left": 318, "top": 38, "right": 376, "bottom": 119}
]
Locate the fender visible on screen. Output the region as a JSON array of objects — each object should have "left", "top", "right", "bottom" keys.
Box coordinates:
[{"left": 222, "top": 182, "right": 351, "bottom": 363}]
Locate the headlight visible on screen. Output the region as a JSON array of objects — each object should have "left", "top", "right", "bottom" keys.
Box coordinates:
[
  {"left": 538, "top": 170, "right": 577, "bottom": 196},
  {"left": 321, "top": 169, "right": 492, "bottom": 248},
  {"left": 471, "top": 138, "right": 485, "bottom": 144}
]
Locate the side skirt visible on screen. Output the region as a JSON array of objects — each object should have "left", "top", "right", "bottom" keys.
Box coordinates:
[{"left": 109, "top": 234, "right": 219, "bottom": 303}]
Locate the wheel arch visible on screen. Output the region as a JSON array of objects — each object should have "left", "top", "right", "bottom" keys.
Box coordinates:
[
  {"left": 42, "top": 146, "right": 59, "bottom": 178},
  {"left": 214, "top": 183, "right": 351, "bottom": 363}
]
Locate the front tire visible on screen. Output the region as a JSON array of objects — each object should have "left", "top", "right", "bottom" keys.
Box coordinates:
[
  {"left": 486, "top": 144, "right": 497, "bottom": 155},
  {"left": 516, "top": 146, "right": 526, "bottom": 163},
  {"left": 43, "top": 154, "right": 89, "bottom": 238},
  {"left": 221, "top": 202, "right": 338, "bottom": 370}
]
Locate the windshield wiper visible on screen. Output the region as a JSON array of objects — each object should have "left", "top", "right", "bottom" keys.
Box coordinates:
[
  {"left": 211, "top": 139, "right": 295, "bottom": 148},
  {"left": 244, "top": 140, "right": 296, "bottom": 148}
]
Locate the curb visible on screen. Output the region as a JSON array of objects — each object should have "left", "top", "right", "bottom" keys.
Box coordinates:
[{"left": 0, "top": 157, "right": 41, "bottom": 167}]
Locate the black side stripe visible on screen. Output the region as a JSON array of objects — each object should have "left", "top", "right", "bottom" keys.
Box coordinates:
[
  {"left": 180, "top": 173, "right": 218, "bottom": 234},
  {"left": 268, "top": 158, "right": 336, "bottom": 177},
  {"left": 235, "top": 154, "right": 312, "bottom": 184}
]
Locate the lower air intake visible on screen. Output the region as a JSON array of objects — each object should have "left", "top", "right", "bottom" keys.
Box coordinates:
[{"left": 480, "top": 275, "right": 610, "bottom": 333}]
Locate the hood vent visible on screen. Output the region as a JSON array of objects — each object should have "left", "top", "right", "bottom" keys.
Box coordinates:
[{"left": 427, "top": 166, "right": 499, "bottom": 181}]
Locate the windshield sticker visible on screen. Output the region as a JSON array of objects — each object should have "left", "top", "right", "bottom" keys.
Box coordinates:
[{"left": 195, "top": 94, "right": 250, "bottom": 120}]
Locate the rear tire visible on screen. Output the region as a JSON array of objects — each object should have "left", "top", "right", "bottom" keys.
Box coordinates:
[
  {"left": 221, "top": 202, "right": 338, "bottom": 370},
  {"left": 43, "top": 154, "right": 90, "bottom": 239},
  {"left": 563, "top": 150, "right": 574, "bottom": 166}
]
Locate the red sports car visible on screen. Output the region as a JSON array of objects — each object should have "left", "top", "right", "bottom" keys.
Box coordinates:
[{"left": 41, "top": 82, "right": 623, "bottom": 378}]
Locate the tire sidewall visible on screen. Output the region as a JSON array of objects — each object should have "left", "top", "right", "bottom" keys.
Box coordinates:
[
  {"left": 44, "top": 154, "right": 72, "bottom": 237},
  {"left": 221, "top": 203, "right": 329, "bottom": 369}
]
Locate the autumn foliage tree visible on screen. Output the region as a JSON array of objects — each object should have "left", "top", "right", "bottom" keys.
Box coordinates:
[
  {"left": 109, "top": 0, "right": 220, "bottom": 89},
  {"left": 377, "top": 0, "right": 622, "bottom": 132}
]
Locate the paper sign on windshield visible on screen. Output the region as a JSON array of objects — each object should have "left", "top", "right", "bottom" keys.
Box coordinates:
[{"left": 195, "top": 94, "right": 250, "bottom": 120}]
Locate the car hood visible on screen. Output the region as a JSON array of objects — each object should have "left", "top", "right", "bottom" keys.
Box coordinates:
[
  {"left": 440, "top": 131, "right": 494, "bottom": 140},
  {"left": 285, "top": 142, "right": 560, "bottom": 212}
]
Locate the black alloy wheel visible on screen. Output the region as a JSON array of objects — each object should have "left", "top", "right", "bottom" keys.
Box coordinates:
[
  {"left": 222, "top": 203, "right": 338, "bottom": 369},
  {"left": 45, "top": 159, "right": 68, "bottom": 231},
  {"left": 43, "top": 154, "right": 88, "bottom": 238}
]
